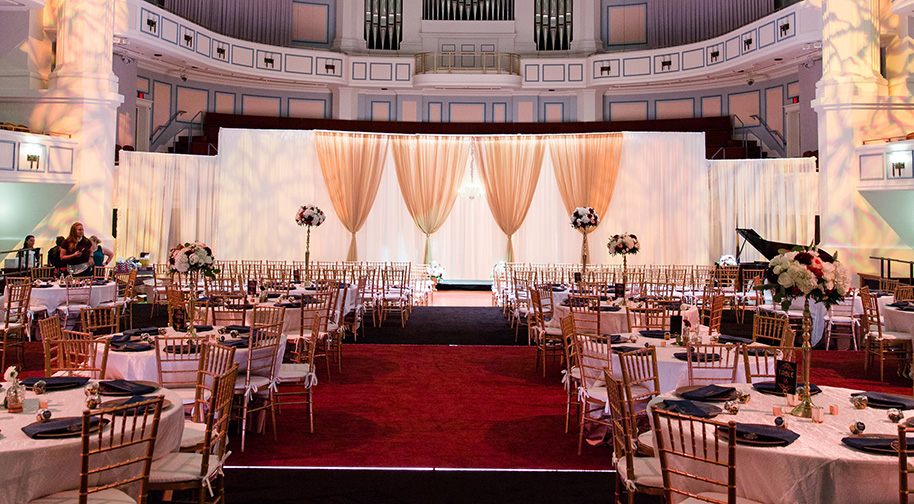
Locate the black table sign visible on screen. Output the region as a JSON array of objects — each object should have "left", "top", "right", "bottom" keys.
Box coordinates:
[
  {"left": 776, "top": 359, "right": 798, "bottom": 395},
  {"left": 247, "top": 280, "right": 257, "bottom": 296},
  {"left": 670, "top": 315, "right": 683, "bottom": 335},
  {"left": 172, "top": 307, "right": 187, "bottom": 331}
]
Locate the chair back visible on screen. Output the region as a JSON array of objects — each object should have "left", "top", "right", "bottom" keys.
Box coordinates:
[
  {"left": 192, "top": 342, "right": 237, "bottom": 422},
  {"left": 79, "top": 306, "right": 119, "bottom": 336},
  {"left": 651, "top": 406, "right": 738, "bottom": 504},
  {"left": 44, "top": 332, "right": 109, "bottom": 378},
  {"left": 154, "top": 335, "right": 204, "bottom": 389},
  {"left": 211, "top": 295, "right": 249, "bottom": 327},
  {"left": 627, "top": 305, "right": 667, "bottom": 332},
  {"left": 899, "top": 424, "right": 914, "bottom": 503},
  {"left": 686, "top": 343, "right": 740, "bottom": 386},
  {"left": 80, "top": 396, "right": 164, "bottom": 504},
  {"left": 574, "top": 331, "right": 612, "bottom": 392},
  {"left": 30, "top": 267, "right": 56, "bottom": 280},
  {"left": 568, "top": 295, "right": 601, "bottom": 336},
  {"left": 701, "top": 294, "right": 725, "bottom": 336},
  {"left": 38, "top": 316, "right": 63, "bottom": 342},
  {"left": 859, "top": 286, "right": 885, "bottom": 338},
  {"left": 618, "top": 346, "right": 661, "bottom": 406},
  {"left": 3, "top": 283, "right": 31, "bottom": 327},
  {"left": 559, "top": 315, "right": 578, "bottom": 374},
  {"left": 247, "top": 308, "right": 284, "bottom": 382},
  {"left": 896, "top": 285, "right": 914, "bottom": 302},
  {"left": 742, "top": 345, "right": 797, "bottom": 383},
  {"left": 63, "top": 279, "right": 92, "bottom": 306},
  {"left": 199, "top": 364, "right": 239, "bottom": 477},
  {"left": 604, "top": 372, "right": 639, "bottom": 483},
  {"left": 534, "top": 284, "right": 555, "bottom": 320},
  {"left": 751, "top": 309, "right": 790, "bottom": 345}
]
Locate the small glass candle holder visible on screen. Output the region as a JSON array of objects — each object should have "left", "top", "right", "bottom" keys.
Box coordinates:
[
  {"left": 629, "top": 334, "right": 638, "bottom": 343},
  {"left": 737, "top": 391, "right": 751, "bottom": 404},
  {"left": 829, "top": 405, "right": 839, "bottom": 415},
  {"left": 218, "top": 327, "right": 227, "bottom": 335},
  {"left": 724, "top": 401, "right": 740, "bottom": 415},
  {"left": 140, "top": 332, "right": 150, "bottom": 342},
  {"left": 786, "top": 394, "right": 799, "bottom": 407},
  {"left": 35, "top": 408, "right": 52, "bottom": 423},
  {"left": 229, "top": 330, "right": 239, "bottom": 338},
  {"left": 85, "top": 394, "right": 101, "bottom": 409},
  {"left": 157, "top": 327, "right": 168, "bottom": 335},
  {"left": 811, "top": 406, "right": 825, "bottom": 423},
  {"left": 32, "top": 380, "right": 47, "bottom": 395},
  {"left": 775, "top": 415, "right": 788, "bottom": 429},
  {"left": 85, "top": 382, "right": 100, "bottom": 397},
  {"left": 849, "top": 421, "right": 865, "bottom": 435},
  {"left": 663, "top": 331, "right": 671, "bottom": 340},
  {"left": 852, "top": 395, "right": 868, "bottom": 409},
  {"left": 888, "top": 408, "right": 905, "bottom": 423},
  {"left": 772, "top": 406, "right": 783, "bottom": 416},
  {"left": 709, "top": 335, "right": 719, "bottom": 344}
]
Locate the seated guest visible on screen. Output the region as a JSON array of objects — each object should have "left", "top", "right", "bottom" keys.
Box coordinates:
[
  {"left": 89, "top": 235, "right": 113, "bottom": 267},
  {"left": 59, "top": 222, "right": 92, "bottom": 276},
  {"left": 22, "top": 235, "right": 35, "bottom": 249},
  {"left": 47, "top": 236, "right": 65, "bottom": 270}
]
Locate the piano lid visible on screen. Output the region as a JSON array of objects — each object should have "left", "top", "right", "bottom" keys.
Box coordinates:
[{"left": 736, "top": 228, "right": 802, "bottom": 261}]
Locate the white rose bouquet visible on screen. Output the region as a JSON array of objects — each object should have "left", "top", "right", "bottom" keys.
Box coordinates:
[
  {"left": 295, "top": 205, "right": 326, "bottom": 227},
  {"left": 4, "top": 366, "right": 18, "bottom": 382},
  {"left": 608, "top": 233, "right": 640, "bottom": 256},
  {"left": 718, "top": 254, "right": 737, "bottom": 266},
  {"left": 758, "top": 245, "right": 850, "bottom": 310},
  {"left": 428, "top": 260, "right": 446, "bottom": 281},
  {"left": 168, "top": 242, "right": 219, "bottom": 279},
  {"left": 570, "top": 207, "right": 599, "bottom": 230}
]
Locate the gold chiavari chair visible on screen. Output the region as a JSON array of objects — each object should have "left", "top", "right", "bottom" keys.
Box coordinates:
[
  {"left": 530, "top": 288, "right": 563, "bottom": 376},
  {"left": 343, "top": 275, "right": 369, "bottom": 340},
  {"left": 651, "top": 406, "right": 759, "bottom": 504},
  {"left": 92, "top": 266, "right": 112, "bottom": 279},
  {"left": 58, "top": 278, "right": 91, "bottom": 330},
  {"left": 567, "top": 294, "right": 602, "bottom": 337},
  {"left": 686, "top": 343, "right": 740, "bottom": 386},
  {"left": 699, "top": 294, "right": 726, "bottom": 337},
  {"left": 605, "top": 373, "right": 664, "bottom": 504},
  {"left": 733, "top": 269, "right": 764, "bottom": 324},
  {"left": 235, "top": 307, "right": 284, "bottom": 452},
  {"left": 824, "top": 289, "right": 859, "bottom": 350},
  {"left": 150, "top": 264, "right": 174, "bottom": 317},
  {"left": 861, "top": 286, "right": 912, "bottom": 382},
  {"left": 574, "top": 331, "right": 613, "bottom": 455},
  {"left": 44, "top": 332, "right": 109, "bottom": 378},
  {"left": 155, "top": 334, "right": 205, "bottom": 407},
  {"left": 1, "top": 282, "right": 30, "bottom": 370},
  {"left": 896, "top": 285, "right": 914, "bottom": 302},
  {"left": 102, "top": 270, "right": 137, "bottom": 330},
  {"left": 30, "top": 266, "right": 57, "bottom": 281},
  {"left": 751, "top": 309, "right": 791, "bottom": 345},
  {"left": 149, "top": 365, "right": 237, "bottom": 502},
  {"left": 899, "top": 424, "right": 914, "bottom": 503},
  {"left": 627, "top": 306, "right": 667, "bottom": 333},
  {"left": 28, "top": 397, "right": 164, "bottom": 504},
  {"left": 618, "top": 347, "right": 662, "bottom": 454},
  {"left": 79, "top": 306, "right": 119, "bottom": 336},
  {"left": 4, "top": 276, "right": 30, "bottom": 285},
  {"left": 211, "top": 294, "right": 250, "bottom": 328},
  {"left": 181, "top": 342, "right": 237, "bottom": 451},
  {"left": 273, "top": 314, "right": 323, "bottom": 433},
  {"left": 742, "top": 345, "right": 797, "bottom": 383},
  {"left": 380, "top": 263, "right": 410, "bottom": 326},
  {"left": 560, "top": 316, "right": 581, "bottom": 433},
  {"left": 37, "top": 315, "right": 63, "bottom": 342}
]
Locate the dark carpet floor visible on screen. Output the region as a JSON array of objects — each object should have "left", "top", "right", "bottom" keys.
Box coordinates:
[{"left": 357, "top": 306, "right": 525, "bottom": 346}]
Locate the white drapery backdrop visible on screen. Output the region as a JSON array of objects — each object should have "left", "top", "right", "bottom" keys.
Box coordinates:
[
  {"left": 116, "top": 151, "right": 218, "bottom": 261},
  {"left": 117, "top": 130, "right": 787, "bottom": 279},
  {"left": 709, "top": 158, "right": 818, "bottom": 262}
]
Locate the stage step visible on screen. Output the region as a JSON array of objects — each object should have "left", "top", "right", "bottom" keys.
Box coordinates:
[{"left": 436, "top": 280, "right": 492, "bottom": 291}]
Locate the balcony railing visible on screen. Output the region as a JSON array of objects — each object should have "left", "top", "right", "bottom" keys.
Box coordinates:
[{"left": 414, "top": 51, "right": 521, "bottom": 75}]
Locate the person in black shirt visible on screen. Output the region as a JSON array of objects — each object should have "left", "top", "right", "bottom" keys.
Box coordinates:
[
  {"left": 48, "top": 236, "right": 65, "bottom": 271},
  {"left": 60, "top": 223, "right": 92, "bottom": 276}
]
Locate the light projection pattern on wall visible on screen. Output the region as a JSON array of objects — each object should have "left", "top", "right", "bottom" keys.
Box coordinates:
[
  {"left": 535, "top": 0, "right": 572, "bottom": 51},
  {"left": 423, "top": 0, "right": 514, "bottom": 20},
  {"left": 365, "top": 0, "right": 402, "bottom": 50}
]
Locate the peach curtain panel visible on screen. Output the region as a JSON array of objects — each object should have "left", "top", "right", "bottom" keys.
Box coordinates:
[
  {"left": 314, "top": 131, "right": 389, "bottom": 261},
  {"left": 390, "top": 135, "right": 471, "bottom": 264},
  {"left": 472, "top": 135, "right": 546, "bottom": 262},
  {"left": 548, "top": 133, "right": 624, "bottom": 257}
]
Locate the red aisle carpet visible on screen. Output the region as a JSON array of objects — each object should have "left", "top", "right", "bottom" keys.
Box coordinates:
[{"left": 226, "top": 344, "right": 614, "bottom": 470}]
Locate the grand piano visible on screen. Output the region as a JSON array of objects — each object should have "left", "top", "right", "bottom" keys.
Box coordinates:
[{"left": 735, "top": 228, "right": 801, "bottom": 262}]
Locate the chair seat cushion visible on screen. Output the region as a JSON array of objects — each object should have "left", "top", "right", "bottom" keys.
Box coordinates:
[
  {"left": 235, "top": 374, "right": 271, "bottom": 392},
  {"left": 171, "top": 386, "right": 199, "bottom": 405},
  {"left": 30, "top": 488, "right": 136, "bottom": 504},
  {"left": 616, "top": 455, "right": 663, "bottom": 488},
  {"left": 180, "top": 420, "right": 208, "bottom": 448},
  {"left": 277, "top": 363, "right": 314, "bottom": 383},
  {"left": 544, "top": 326, "right": 563, "bottom": 337},
  {"left": 878, "top": 331, "right": 913, "bottom": 341},
  {"left": 149, "top": 452, "right": 221, "bottom": 484},
  {"left": 637, "top": 430, "right": 655, "bottom": 451},
  {"left": 681, "top": 492, "right": 764, "bottom": 504}
]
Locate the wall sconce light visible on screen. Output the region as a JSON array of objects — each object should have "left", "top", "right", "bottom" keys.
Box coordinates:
[
  {"left": 600, "top": 64, "right": 611, "bottom": 75},
  {"left": 21, "top": 143, "right": 43, "bottom": 171},
  {"left": 710, "top": 50, "right": 720, "bottom": 62},
  {"left": 264, "top": 57, "right": 275, "bottom": 68},
  {"left": 325, "top": 63, "right": 336, "bottom": 73},
  {"left": 779, "top": 22, "right": 790, "bottom": 36},
  {"left": 146, "top": 18, "right": 157, "bottom": 32},
  {"left": 183, "top": 34, "right": 193, "bottom": 47},
  {"left": 216, "top": 47, "right": 226, "bottom": 59},
  {"left": 892, "top": 161, "right": 905, "bottom": 177},
  {"left": 661, "top": 58, "right": 672, "bottom": 71},
  {"left": 743, "top": 37, "right": 753, "bottom": 51}
]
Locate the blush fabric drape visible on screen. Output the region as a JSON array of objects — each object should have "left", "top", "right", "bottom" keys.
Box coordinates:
[
  {"left": 390, "top": 135, "right": 470, "bottom": 263},
  {"left": 472, "top": 135, "right": 546, "bottom": 262},
  {"left": 548, "top": 133, "right": 624, "bottom": 258},
  {"left": 314, "top": 131, "right": 390, "bottom": 261}
]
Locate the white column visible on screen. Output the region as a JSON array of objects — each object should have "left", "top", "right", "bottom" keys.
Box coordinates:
[
  {"left": 0, "top": 10, "right": 51, "bottom": 91},
  {"left": 333, "top": 87, "right": 361, "bottom": 120},
  {"left": 37, "top": 0, "right": 122, "bottom": 242},
  {"left": 335, "top": 0, "right": 367, "bottom": 53},
  {"left": 514, "top": 0, "right": 537, "bottom": 53},
  {"left": 570, "top": 0, "right": 599, "bottom": 54},
  {"left": 884, "top": 11, "right": 914, "bottom": 97},
  {"left": 575, "top": 89, "right": 598, "bottom": 121},
  {"left": 399, "top": 0, "right": 423, "bottom": 53}
]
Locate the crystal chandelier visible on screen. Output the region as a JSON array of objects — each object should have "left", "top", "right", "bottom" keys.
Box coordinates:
[{"left": 458, "top": 147, "right": 486, "bottom": 200}]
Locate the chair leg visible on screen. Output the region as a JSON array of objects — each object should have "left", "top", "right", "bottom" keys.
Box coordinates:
[
  {"left": 308, "top": 389, "right": 314, "bottom": 434},
  {"left": 240, "top": 395, "right": 249, "bottom": 453},
  {"left": 577, "top": 407, "right": 586, "bottom": 455}
]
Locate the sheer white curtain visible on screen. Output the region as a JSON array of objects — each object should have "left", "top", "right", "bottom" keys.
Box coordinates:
[
  {"left": 710, "top": 158, "right": 818, "bottom": 262},
  {"left": 116, "top": 151, "right": 218, "bottom": 262}
]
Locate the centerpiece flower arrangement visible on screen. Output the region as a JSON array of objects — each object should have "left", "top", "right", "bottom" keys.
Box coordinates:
[
  {"left": 571, "top": 207, "right": 600, "bottom": 272},
  {"left": 757, "top": 244, "right": 850, "bottom": 417},
  {"left": 608, "top": 233, "right": 640, "bottom": 289},
  {"left": 717, "top": 254, "right": 737, "bottom": 266},
  {"left": 296, "top": 205, "right": 325, "bottom": 282},
  {"left": 428, "top": 260, "right": 445, "bottom": 282},
  {"left": 4, "top": 366, "right": 22, "bottom": 413},
  {"left": 168, "top": 242, "right": 219, "bottom": 336}
]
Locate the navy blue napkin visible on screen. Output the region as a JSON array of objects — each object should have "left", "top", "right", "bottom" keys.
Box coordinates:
[
  {"left": 718, "top": 334, "right": 752, "bottom": 344},
  {"left": 744, "top": 347, "right": 772, "bottom": 356},
  {"left": 110, "top": 333, "right": 132, "bottom": 344},
  {"left": 673, "top": 352, "right": 721, "bottom": 362},
  {"left": 22, "top": 416, "right": 102, "bottom": 438},
  {"left": 680, "top": 385, "right": 737, "bottom": 402},
  {"left": 612, "top": 345, "right": 643, "bottom": 354},
  {"left": 900, "top": 306, "right": 914, "bottom": 312},
  {"left": 639, "top": 330, "right": 667, "bottom": 339},
  {"left": 91, "top": 279, "right": 110, "bottom": 286},
  {"left": 224, "top": 325, "right": 251, "bottom": 334},
  {"left": 752, "top": 381, "right": 822, "bottom": 396},
  {"left": 888, "top": 301, "right": 910, "bottom": 308},
  {"left": 220, "top": 338, "right": 249, "bottom": 348},
  {"left": 551, "top": 286, "right": 565, "bottom": 292},
  {"left": 33, "top": 284, "right": 53, "bottom": 288},
  {"left": 842, "top": 435, "right": 914, "bottom": 454},
  {"left": 174, "top": 325, "right": 213, "bottom": 333},
  {"left": 121, "top": 327, "right": 160, "bottom": 338},
  {"left": 266, "top": 293, "right": 281, "bottom": 299},
  {"left": 99, "top": 380, "right": 157, "bottom": 395},
  {"left": 111, "top": 342, "right": 154, "bottom": 352},
  {"left": 662, "top": 399, "right": 719, "bottom": 418},
  {"left": 112, "top": 395, "right": 160, "bottom": 416},
  {"left": 274, "top": 302, "right": 302, "bottom": 308},
  {"left": 595, "top": 306, "right": 621, "bottom": 312},
  {"left": 163, "top": 343, "right": 201, "bottom": 354},
  {"left": 852, "top": 392, "right": 914, "bottom": 410},
  {"left": 733, "top": 423, "right": 800, "bottom": 446},
  {"left": 21, "top": 376, "right": 88, "bottom": 390}
]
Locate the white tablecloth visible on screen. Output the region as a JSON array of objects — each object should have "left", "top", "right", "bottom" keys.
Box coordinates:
[
  {"left": 883, "top": 305, "right": 914, "bottom": 337},
  {"left": 0, "top": 384, "right": 183, "bottom": 504},
  {"left": 103, "top": 327, "right": 286, "bottom": 384},
  {"left": 266, "top": 285, "right": 359, "bottom": 333},
  {"left": 548, "top": 303, "right": 700, "bottom": 337},
  {"left": 1, "top": 281, "right": 117, "bottom": 313},
  {"left": 649, "top": 383, "right": 903, "bottom": 504}
]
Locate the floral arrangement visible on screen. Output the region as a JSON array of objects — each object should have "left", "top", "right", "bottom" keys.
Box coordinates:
[
  {"left": 4, "top": 366, "right": 17, "bottom": 382},
  {"left": 718, "top": 254, "right": 738, "bottom": 266},
  {"left": 608, "top": 233, "right": 640, "bottom": 256},
  {"left": 428, "top": 260, "right": 446, "bottom": 281},
  {"left": 295, "top": 205, "right": 326, "bottom": 227},
  {"left": 758, "top": 245, "right": 850, "bottom": 310},
  {"left": 570, "top": 207, "right": 599, "bottom": 230},
  {"left": 168, "top": 242, "right": 220, "bottom": 279},
  {"left": 611, "top": 297, "right": 642, "bottom": 308}
]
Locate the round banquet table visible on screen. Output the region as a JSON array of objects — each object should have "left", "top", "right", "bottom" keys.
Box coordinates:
[
  {"left": 883, "top": 304, "right": 914, "bottom": 338},
  {"left": 102, "top": 326, "right": 286, "bottom": 384},
  {"left": 649, "top": 383, "right": 905, "bottom": 504},
  {"left": 548, "top": 303, "right": 701, "bottom": 339},
  {"left": 1, "top": 280, "right": 117, "bottom": 314},
  {"left": 248, "top": 285, "right": 358, "bottom": 334},
  {"left": 0, "top": 384, "right": 183, "bottom": 504}
]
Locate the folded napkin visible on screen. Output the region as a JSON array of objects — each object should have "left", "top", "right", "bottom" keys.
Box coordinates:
[
  {"left": 680, "top": 385, "right": 737, "bottom": 402},
  {"left": 752, "top": 381, "right": 822, "bottom": 396},
  {"left": 111, "top": 342, "right": 154, "bottom": 352},
  {"left": 274, "top": 302, "right": 302, "bottom": 308},
  {"left": 551, "top": 286, "right": 565, "bottom": 292},
  {"left": 33, "top": 284, "right": 53, "bottom": 288},
  {"left": 732, "top": 423, "right": 800, "bottom": 446},
  {"left": 122, "top": 327, "right": 160, "bottom": 338},
  {"left": 266, "top": 293, "right": 281, "bottom": 299},
  {"left": 662, "top": 399, "right": 719, "bottom": 418},
  {"left": 665, "top": 302, "right": 682, "bottom": 311},
  {"left": 611, "top": 345, "right": 643, "bottom": 354},
  {"left": 718, "top": 334, "right": 752, "bottom": 344},
  {"left": 99, "top": 380, "right": 157, "bottom": 395},
  {"left": 639, "top": 330, "right": 667, "bottom": 339},
  {"left": 112, "top": 395, "right": 160, "bottom": 416},
  {"left": 21, "top": 376, "right": 88, "bottom": 390},
  {"left": 224, "top": 325, "right": 251, "bottom": 334},
  {"left": 842, "top": 435, "right": 914, "bottom": 454},
  {"left": 162, "top": 344, "right": 201, "bottom": 354},
  {"left": 852, "top": 391, "right": 914, "bottom": 410},
  {"left": 563, "top": 298, "right": 587, "bottom": 308},
  {"left": 110, "top": 333, "right": 132, "bottom": 344},
  {"left": 22, "top": 416, "right": 103, "bottom": 439},
  {"left": 673, "top": 352, "right": 721, "bottom": 362},
  {"left": 900, "top": 306, "right": 914, "bottom": 313},
  {"left": 91, "top": 279, "right": 109, "bottom": 286},
  {"left": 744, "top": 347, "right": 772, "bottom": 357},
  {"left": 174, "top": 325, "right": 213, "bottom": 333},
  {"left": 872, "top": 290, "right": 890, "bottom": 297},
  {"left": 592, "top": 334, "right": 623, "bottom": 345},
  {"left": 220, "top": 338, "right": 249, "bottom": 348},
  {"left": 888, "top": 301, "right": 911, "bottom": 308},
  {"left": 595, "top": 306, "right": 621, "bottom": 312}
]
